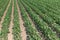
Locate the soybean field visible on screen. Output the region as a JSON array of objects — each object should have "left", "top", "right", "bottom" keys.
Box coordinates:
[{"left": 0, "top": 0, "right": 60, "bottom": 40}]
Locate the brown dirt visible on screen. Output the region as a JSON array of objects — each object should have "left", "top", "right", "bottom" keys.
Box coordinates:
[
  {"left": 16, "top": 0, "right": 27, "bottom": 40},
  {"left": 8, "top": 0, "right": 14, "bottom": 40},
  {"left": 0, "top": 0, "right": 11, "bottom": 31}
]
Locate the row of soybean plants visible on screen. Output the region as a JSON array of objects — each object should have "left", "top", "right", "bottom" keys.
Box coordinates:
[
  {"left": 1, "top": 1, "right": 12, "bottom": 40},
  {"left": 25, "top": 0, "right": 60, "bottom": 25},
  {"left": 32, "top": 0, "right": 60, "bottom": 24},
  {"left": 20, "top": 0, "right": 60, "bottom": 40},
  {"left": 12, "top": 0, "right": 21, "bottom": 40},
  {"left": 39, "top": 0, "right": 60, "bottom": 9},
  {"left": 18, "top": 0, "right": 42, "bottom": 40},
  {"left": 25, "top": 0, "right": 60, "bottom": 33},
  {"left": 26, "top": 0, "right": 60, "bottom": 18},
  {"left": 22, "top": 0, "right": 60, "bottom": 34},
  {"left": 36, "top": 0, "right": 60, "bottom": 15},
  {"left": 33, "top": 0, "right": 60, "bottom": 12},
  {"left": 0, "top": 0, "right": 10, "bottom": 20},
  {"left": 23, "top": 0, "right": 60, "bottom": 38}
]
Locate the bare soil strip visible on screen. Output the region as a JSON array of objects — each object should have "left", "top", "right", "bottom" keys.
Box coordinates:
[
  {"left": 16, "top": 0, "right": 27, "bottom": 40},
  {"left": 0, "top": 0, "right": 11, "bottom": 31},
  {"left": 8, "top": 0, "right": 14, "bottom": 40}
]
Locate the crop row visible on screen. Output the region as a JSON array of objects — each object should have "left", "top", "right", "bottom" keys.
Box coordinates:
[
  {"left": 39, "top": 0, "right": 60, "bottom": 9},
  {"left": 12, "top": 0, "right": 21, "bottom": 40},
  {"left": 25, "top": 0, "right": 60, "bottom": 25},
  {"left": 20, "top": 0, "right": 60, "bottom": 40},
  {"left": 1, "top": 2, "right": 12, "bottom": 40},
  {"left": 29, "top": 0, "right": 60, "bottom": 11},
  {"left": 22, "top": 0, "right": 60, "bottom": 34},
  {"left": 0, "top": 0, "right": 10, "bottom": 21},
  {"left": 34, "top": 0, "right": 60, "bottom": 16},
  {"left": 18, "top": 0, "right": 43, "bottom": 40}
]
